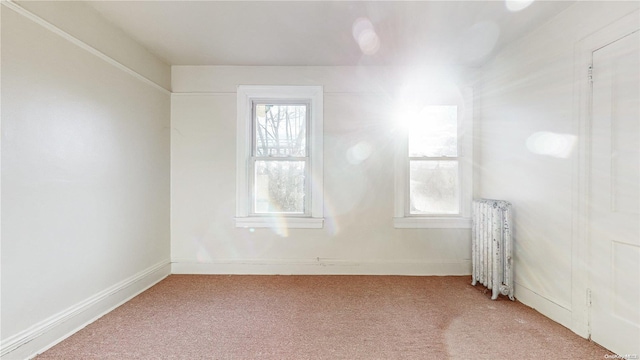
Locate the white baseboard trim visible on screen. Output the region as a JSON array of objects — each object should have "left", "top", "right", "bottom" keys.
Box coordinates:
[
  {"left": 171, "top": 258, "right": 472, "bottom": 276},
  {"left": 514, "top": 282, "right": 573, "bottom": 331},
  {"left": 0, "top": 261, "right": 171, "bottom": 360}
]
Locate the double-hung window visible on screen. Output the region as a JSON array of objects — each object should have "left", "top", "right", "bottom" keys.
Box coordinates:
[
  {"left": 394, "top": 88, "right": 472, "bottom": 228},
  {"left": 236, "top": 86, "right": 323, "bottom": 229}
]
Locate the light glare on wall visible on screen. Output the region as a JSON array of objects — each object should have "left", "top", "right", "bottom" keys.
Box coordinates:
[{"left": 526, "top": 131, "right": 577, "bottom": 158}]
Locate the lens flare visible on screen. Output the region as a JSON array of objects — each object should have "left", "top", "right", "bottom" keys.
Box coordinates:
[
  {"left": 352, "top": 17, "right": 380, "bottom": 55},
  {"left": 262, "top": 214, "right": 289, "bottom": 237},
  {"left": 346, "top": 141, "right": 373, "bottom": 165},
  {"left": 526, "top": 131, "right": 577, "bottom": 158},
  {"left": 505, "top": 0, "right": 535, "bottom": 12}
]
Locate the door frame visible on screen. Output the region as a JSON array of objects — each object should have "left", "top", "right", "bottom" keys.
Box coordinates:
[{"left": 572, "top": 9, "right": 640, "bottom": 339}]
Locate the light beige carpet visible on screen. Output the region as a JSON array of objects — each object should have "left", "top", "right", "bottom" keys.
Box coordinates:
[{"left": 36, "top": 275, "right": 612, "bottom": 359}]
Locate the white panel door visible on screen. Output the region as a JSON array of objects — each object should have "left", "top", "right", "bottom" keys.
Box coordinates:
[{"left": 589, "top": 29, "right": 640, "bottom": 356}]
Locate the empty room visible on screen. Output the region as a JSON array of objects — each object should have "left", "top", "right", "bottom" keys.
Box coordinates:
[{"left": 1, "top": 1, "right": 639, "bottom": 359}]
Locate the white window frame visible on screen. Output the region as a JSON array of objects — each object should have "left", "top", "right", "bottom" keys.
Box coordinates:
[
  {"left": 235, "top": 85, "right": 324, "bottom": 229},
  {"left": 393, "top": 87, "right": 473, "bottom": 229}
]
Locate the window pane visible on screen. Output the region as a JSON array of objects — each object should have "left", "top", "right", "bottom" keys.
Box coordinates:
[
  {"left": 255, "top": 104, "right": 307, "bottom": 157},
  {"left": 408, "top": 106, "right": 457, "bottom": 157},
  {"left": 254, "top": 160, "right": 306, "bottom": 214},
  {"left": 409, "top": 160, "right": 459, "bottom": 214}
]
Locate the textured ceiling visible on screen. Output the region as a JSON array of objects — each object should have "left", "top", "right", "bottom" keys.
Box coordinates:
[{"left": 86, "top": 1, "right": 575, "bottom": 67}]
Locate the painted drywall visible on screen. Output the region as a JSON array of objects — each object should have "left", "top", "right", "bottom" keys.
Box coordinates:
[
  {"left": 15, "top": 0, "right": 171, "bottom": 90},
  {"left": 1, "top": 4, "right": 170, "bottom": 357},
  {"left": 475, "top": 1, "right": 639, "bottom": 330},
  {"left": 171, "top": 66, "right": 473, "bottom": 275}
]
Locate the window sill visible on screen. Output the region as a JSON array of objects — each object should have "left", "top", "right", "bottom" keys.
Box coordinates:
[
  {"left": 235, "top": 217, "right": 324, "bottom": 229},
  {"left": 393, "top": 217, "right": 472, "bottom": 229}
]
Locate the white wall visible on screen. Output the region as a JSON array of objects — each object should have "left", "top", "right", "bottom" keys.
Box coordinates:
[
  {"left": 476, "top": 1, "right": 639, "bottom": 334},
  {"left": 15, "top": 0, "right": 171, "bottom": 90},
  {"left": 171, "top": 66, "right": 473, "bottom": 275},
  {"left": 1, "top": 3, "right": 171, "bottom": 358}
]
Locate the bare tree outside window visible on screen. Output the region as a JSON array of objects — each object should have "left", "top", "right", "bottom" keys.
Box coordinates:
[{"left": 252, "top": 104, "right": 309, "bottom": 214}]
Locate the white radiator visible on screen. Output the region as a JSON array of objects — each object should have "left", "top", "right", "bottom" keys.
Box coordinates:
[{"left": 471, "top": 199, "right": 515, "bottom": 300}]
